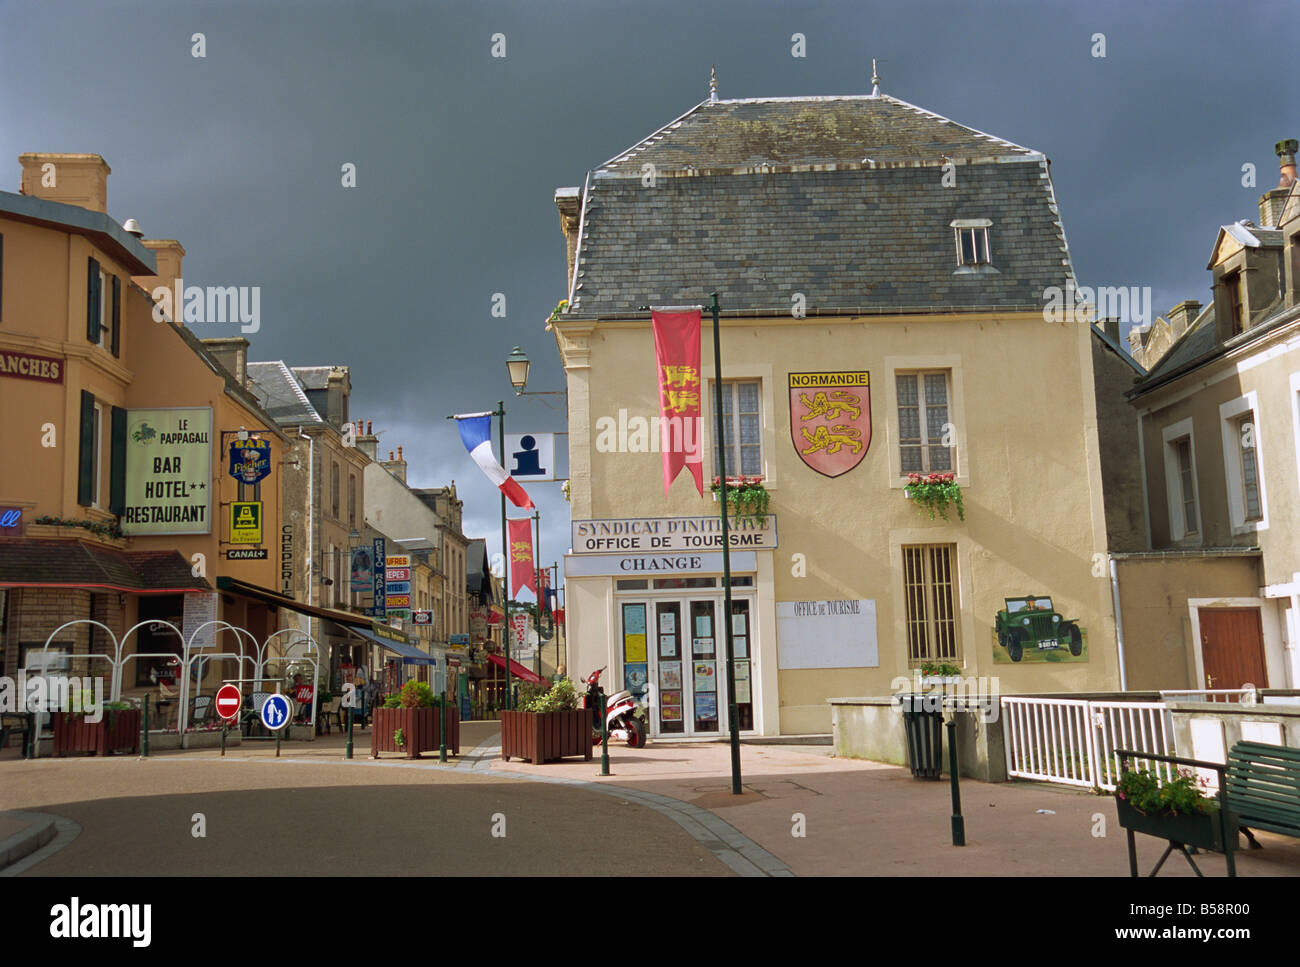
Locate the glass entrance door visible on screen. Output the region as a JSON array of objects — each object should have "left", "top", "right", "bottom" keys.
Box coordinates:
[{"left": 688, "top": 600, "right": 720, "bottom": 733}]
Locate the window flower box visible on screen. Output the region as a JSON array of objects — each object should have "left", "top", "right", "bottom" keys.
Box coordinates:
[
  {"left": 709, "top": 476, "right": 769, "bottom": 525},
  {"left": 903, "top": 472, "right": 964, "bottom": 521}
]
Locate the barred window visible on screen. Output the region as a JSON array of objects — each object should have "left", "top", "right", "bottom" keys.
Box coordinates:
[{"left": 903, "top": 544, "right": 959, "bottom": 663}]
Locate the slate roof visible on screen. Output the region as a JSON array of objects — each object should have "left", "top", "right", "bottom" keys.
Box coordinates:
[
  {"left": 564, "top": 94, "right": 1075, "bottom": 317},
  {"left": 0, "top": 539, "right": 210, "bottom": 592},
  {"left": 246, "top": 361, "right": 323, "bottom": 426}
]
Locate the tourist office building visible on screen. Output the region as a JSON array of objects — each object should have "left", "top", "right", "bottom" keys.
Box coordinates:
[{"left": 554, "top": 85, "right": 1139, "bottom": 735}]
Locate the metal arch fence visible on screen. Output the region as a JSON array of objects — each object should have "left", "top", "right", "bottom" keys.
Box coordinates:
[{"left": 1002, "top": 696, "right": 1176, "bottom": 792}]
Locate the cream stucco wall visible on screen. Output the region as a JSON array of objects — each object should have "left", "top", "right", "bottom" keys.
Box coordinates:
[{"left": 560, "top": 310, "right": 1121, "bottom": 734}]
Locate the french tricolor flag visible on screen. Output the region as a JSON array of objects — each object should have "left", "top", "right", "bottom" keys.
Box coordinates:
[{"left": 455, "top": 413, "right": 535, "bottom": 510}]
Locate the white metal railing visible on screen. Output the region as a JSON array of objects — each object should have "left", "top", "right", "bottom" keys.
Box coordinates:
[{"left": 1002, "top": 696, "right": 1175, "bottom": 791}]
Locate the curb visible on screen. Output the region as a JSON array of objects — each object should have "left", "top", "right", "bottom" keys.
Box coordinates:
[
  {"left": 0, "top": 810, "right": 79, "bottom": 875},
  {"left": 466, "top": 737, "right": 793, "bottom": 877}
]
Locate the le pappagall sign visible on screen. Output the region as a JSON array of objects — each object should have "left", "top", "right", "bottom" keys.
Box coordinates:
[{"left": 121, "top": 408, "right": 212, "bottom": 535}]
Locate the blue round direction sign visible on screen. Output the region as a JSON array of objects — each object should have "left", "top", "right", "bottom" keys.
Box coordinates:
[{"left": 260, "top": 693, "right": 293, "bottom": 731}]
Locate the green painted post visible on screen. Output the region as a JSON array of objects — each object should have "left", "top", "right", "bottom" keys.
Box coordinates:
[
  {"left": 346, "top": 704, "right": 354, "bottom": 759},
  {"left": 946, "top": 718, "right": 965, "bottom": 846},
  {"left": 141, "top": 700, "right": 149, "bottom": 758},
  {"left": 220, "top": 720, "right": 227, "bottom": 757},
  {"left": 439, "top": 688, "right": 448, "bottom": 762},
  {"left": 599, "top": 685, "right": 610, "bottom": 776}
]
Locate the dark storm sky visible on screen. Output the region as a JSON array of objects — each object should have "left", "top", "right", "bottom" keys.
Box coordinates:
[{"left": 2, "top": 0, "right": 1293, "bottom": 585}]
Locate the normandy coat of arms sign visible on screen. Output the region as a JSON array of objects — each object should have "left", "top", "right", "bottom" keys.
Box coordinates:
[{"left": 789, "top": 371, "right": 871, "bottom": 477}]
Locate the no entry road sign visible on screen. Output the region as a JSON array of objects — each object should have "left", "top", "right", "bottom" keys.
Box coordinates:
[
  {"left": 215, "top": 684, "right": 242, "bottom": 721},
  {"left": 260, "top": 693, "right": 292, "bottom": 731}
]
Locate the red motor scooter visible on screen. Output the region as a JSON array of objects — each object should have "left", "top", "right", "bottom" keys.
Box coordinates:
[{"left": 582, "top": 667, "right": 647, "bottom": 748}]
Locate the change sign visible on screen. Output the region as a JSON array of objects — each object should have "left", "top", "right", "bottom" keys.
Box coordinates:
[{"left": 121, "top": 407, "right": 212, "bottom": 535}]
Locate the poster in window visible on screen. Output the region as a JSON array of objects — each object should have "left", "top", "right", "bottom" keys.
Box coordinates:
[
  {"left": 659, "top": 634, "right": 677, "bottom": 657},
  {"left": 692, "top": 637, "right": 715, "bottom": 658},
  {"left": 659, "top": 611, "right": 676, "bottom": 634},
  {"left": 694, "top": 615, "right": 712, "bottom": 637},
  {"left": 735, "top": 678, "right": 751, "bottom": 703},
  {"left": 661, "top": 704, "right": 682, "bottom": 721},
  {"left": 734, "top": 636, "right": 748, "bottom": 659},
  {"left": 694, "top": 661, "right": 716, "bottom": 692},
  {"left": 623, "top": 605, "right": 646, "bottom": 635},
  {"left": 659, "top": 662, "right": 681, "bottom": 689},
  {"left": 695, "top": 692, "right": 717, "bottom": 721},
  {"left": 732, "top": 613, "right": 747, "bottom": 635},
  {"left": 734, "top": 661, "right": 750, "bottom": 681},
  {"left": 624, "top": 662, "right": 648, "bottom": 696},
  {"left": 624, "top": 633, "right": 647, "bottom": 663}
]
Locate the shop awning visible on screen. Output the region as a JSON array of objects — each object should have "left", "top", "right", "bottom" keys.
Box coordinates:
[
  {"left": 0, "top": 539, "right": 211, "bottom": 593},
  {"left": 486, "top": 652, "right": 545, "bottom": 683},
  {"left": 347, "top": 626, "right": 437, "bottom": 666},
  {"left": 215, "top": 576, "right": 372, "bottom": 628}
]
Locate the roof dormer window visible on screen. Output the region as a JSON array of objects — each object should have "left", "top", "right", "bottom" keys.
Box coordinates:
[{"left": 951, "top": 219, "right": 992, "bottom": 266}]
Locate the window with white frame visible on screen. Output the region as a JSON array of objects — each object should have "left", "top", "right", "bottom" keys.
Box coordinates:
[
  {"left": 951, "top": 219, "right": 991, "bottom": 267},
  {"left": 1161, "top": 418, "right": 1200, "bottom": 542},
  {"left": 897, "top": 371, "right": 954, "bottom": 474},
  {"left": 712, "top": 380, "right": 762, "bottom": 478},
  {"left": 1220, "top": 394, "right": 1266, "bottom": 531}
]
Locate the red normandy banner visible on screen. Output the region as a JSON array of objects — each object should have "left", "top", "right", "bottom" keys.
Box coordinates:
[
  {"left": 507, "top": 517, "right": 536, "bottom": 596},
  {"left": 651, "top": 309, "right": 703, "bottom": 495}
]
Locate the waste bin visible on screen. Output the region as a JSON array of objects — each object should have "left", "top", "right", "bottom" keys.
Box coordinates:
[{"left": 900, "top": 694, "right": 944, "bottom": 780}]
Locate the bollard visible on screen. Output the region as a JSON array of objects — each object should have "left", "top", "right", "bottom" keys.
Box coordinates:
[
  {"left": 599, "top": 686, "right": 610, "bottom": 777},
  {"left": 141, "top": 700, "right": 150, "bottom": 758},
  {"left": 439, "top": 690, "right": 448, "bottom": 763},
  {"left": 345, "top": 706, "right": 354, "bottom": 760},
  {"left": 946, "top": 718, "right": 965, "bottom": 846}
]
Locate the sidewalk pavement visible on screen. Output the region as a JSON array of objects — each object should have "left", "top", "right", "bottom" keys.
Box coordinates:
[
  {"left": 486, "top": 736, "right": 1300, "bottom": 877},
  {"left": 9, "top": 723, "right": 1300, "bottom": 876}
]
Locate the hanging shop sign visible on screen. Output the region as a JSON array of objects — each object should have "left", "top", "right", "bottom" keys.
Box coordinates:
[
  {"left": 350, "top": 546, "right": 374, "bottom": 592},
  {"left": 788, "top": 371, "right": 870, "bottom": 478},
  {"left": 227, "top": 548, "right": 268, "bottom": 560},
  {"left": 229, "top": 501, "right": 262, "bottom": 544},
  {"left": 228, "top": 439, "right": 272, "bottom": 484},
  {"left": 564, "top": 551, "right": 757, "bottom": 579},
  {"left": 280, "top": 523, "right": 296, "bottom": 598},
  {"left": 121, "top": 407, "right": 212, "bottom": 535},
  {"left": 572, "top": 516, "right": 776, "bottom": 555}
]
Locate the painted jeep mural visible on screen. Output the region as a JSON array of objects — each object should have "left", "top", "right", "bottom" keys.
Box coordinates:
[{"left": 995, "top": 596, "right": 1082, "bottom": 662}]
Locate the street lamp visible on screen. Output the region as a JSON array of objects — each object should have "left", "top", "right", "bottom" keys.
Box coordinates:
[{"left": 506, "top": 346, "right": 531, "bottom": 395}]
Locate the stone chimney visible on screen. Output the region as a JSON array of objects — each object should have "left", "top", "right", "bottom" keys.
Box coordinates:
[
  {"left": 1259, "top": 139, "right": 1298, "bottom": 227},
  {"left": 382, "top": 446, "right": 407, "bottom": 483},
  {"left": 202, "top": 337, "right": 250, "bottom": 385},
  {"left": 1100, "top": 317, "right": 1121, "bottom": 344},
  {"left": 19, "top": 153, "right": 110, "bottom": 212},
  {"left": 555, "top": 186, "right": 582, "bottom": 289},
  {"left": 1165, "top": 300, "right": 1202, "bottom": 340},
  {"left": 324, "top": 367, "right": 351, "bottom": 428},
  {"left": 357, "top": 420, "right": 379, "bottom": 460},
  {"left": 131, "top": 239, "right": 186, "bottom": 309}
]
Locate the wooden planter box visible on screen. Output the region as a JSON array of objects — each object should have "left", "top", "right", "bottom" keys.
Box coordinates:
[
  {"left": 370, "top": 705, "right": 461, "bottom": 758},
  {"left": 1115, "top": 797, "right": 1237, "bottom": 852},
  {"left": 500, "top": 709, "right": 593, "bottom": 764},
  {"left": 53, "top": 710, "right": 141, "bottom": 757}
]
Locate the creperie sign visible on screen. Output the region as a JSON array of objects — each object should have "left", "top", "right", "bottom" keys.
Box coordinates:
[{"left": 572, "top": 516, "right": 777, "bottom": 555}]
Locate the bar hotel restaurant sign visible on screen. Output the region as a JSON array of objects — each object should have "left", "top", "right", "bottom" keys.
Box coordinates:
[
  {"left": 121, "top": 407, "right": 212, "bottom": 535},
  {"left": 567, "top": 515, "right": 777, "bottom": 577}
]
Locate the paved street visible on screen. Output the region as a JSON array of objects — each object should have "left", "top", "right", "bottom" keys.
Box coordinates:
[{"left": 4, "top": 725, "right": 1299, "bottom": 877}]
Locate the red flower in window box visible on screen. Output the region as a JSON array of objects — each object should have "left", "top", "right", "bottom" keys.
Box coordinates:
[{"left": 903, "top": 472, "right": 964, "bottom": 521}]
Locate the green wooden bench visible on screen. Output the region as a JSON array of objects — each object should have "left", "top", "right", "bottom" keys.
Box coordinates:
[{"left": 1225, "top": 741, "right": 1300, "bottom": 849}]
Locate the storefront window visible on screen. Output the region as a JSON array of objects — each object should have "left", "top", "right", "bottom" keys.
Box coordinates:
[{"left": 655, "top": 602, "right": 684, "bottom": 734}]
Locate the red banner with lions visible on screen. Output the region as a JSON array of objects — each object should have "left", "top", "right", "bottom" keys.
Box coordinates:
[
  {"left": 651, "top": 309, "right": 703, "bottom": 495},
  {"left": 507, "top": 517, "right": 536, "bottom": 596}
]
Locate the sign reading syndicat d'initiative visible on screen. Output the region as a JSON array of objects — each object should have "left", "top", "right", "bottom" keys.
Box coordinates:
[{"left": 121, "top": 408, "right": 212, "bottom": 535}]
